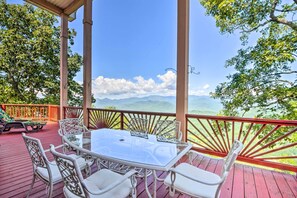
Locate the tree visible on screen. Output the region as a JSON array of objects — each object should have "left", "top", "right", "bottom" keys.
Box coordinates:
[
  {"left": 0, "top": 1, "right": 93, "bottom": 106},
  {"left": 201, "top": 0, "right": 297, "bottom": 119}
]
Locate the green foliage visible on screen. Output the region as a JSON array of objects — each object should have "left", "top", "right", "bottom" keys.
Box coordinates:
[
  {"left": 0, "top": 1, "right": 93, "bottom": 106},
  {"left": 202, "top": 0, "right": 297, "bottom": 120},
  {"left": 104, "top": 106, "right": 117, "bottom": 110}
]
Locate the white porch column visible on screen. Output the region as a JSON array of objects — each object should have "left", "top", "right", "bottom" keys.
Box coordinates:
[
  {"left": 176, "top": 0, "right": 189, "bottom": 140},
  {"left": 60, "top": 13, "right": 68, "bottom": 120},
  {"left": 83, "top": 0, "right": 93, "bottom": 126}
]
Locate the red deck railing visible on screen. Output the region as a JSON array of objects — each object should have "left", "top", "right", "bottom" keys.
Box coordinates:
[
  {"left": 64, "top": 106, "right": 297, "bottom": 174},
  {"left": 3, "top": 104, "right": 296, "bottom": 174},
  {"left": 63, "top": 106, "right": 176, "bottom": 132},
  {"left": 1, "top": 104, "right": 60, "bottom": 121},
  {"left": 186, "top": 114, "right": 297, "bottom": 173}
]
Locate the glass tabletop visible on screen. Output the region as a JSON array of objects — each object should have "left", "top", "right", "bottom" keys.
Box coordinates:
[{"left": 64, "top": 128, "right": 191, "bottom": 170}]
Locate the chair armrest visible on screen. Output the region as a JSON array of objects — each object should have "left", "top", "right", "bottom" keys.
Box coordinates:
[
  {"left": 44, "top": 144, "right": 64, "bottom": 153},
  {"left": 177, "top": 131, "right": 182, "bottom": 141},
  {"left": 187, "top": 150, "right": 223, "bottom": 164},
  {"left": 58, "top": 129, "right": 63, "bottom": 136},
  {"left": 188, "top": 150, "right": 211, "bottom": 158},
  {"left": 44, "top": 148, "right": 50, "bottom": 153},
  {"left": 83, "top": 125, "right": 90, "bottom": 132},
  {"left": 188, "top": 150, "right": 209, "bottom": 164},
  {"left": 169, "top": 168, "right": 223, "bottom": 186},
  {"left": 85, "top": 169, "right": 137, "bottom": 195}
]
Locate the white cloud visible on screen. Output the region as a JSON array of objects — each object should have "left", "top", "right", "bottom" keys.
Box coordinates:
[
  {"left": 88, "top": 71, "right": 211, "bottom": 99},
  {"left": 188, "top": 83, "right": 211, "bottom": 96},
  {"left": 203, "top": 84, "right": 210, "bottom": 89}
]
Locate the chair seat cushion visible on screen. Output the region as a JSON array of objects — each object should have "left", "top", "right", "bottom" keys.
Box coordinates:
[
  {"left": 164, "top": 163, "right": 221, "bottom": 198},
  {"left": 64, "top": 169, "right": 132, "bottom": 198},
  {"left": 36, "top": 162, "right": 62, "bottom": 183}
]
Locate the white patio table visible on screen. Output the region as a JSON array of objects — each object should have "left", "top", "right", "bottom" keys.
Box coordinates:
[{"left": 63, "top": 128, "right": 192, "bottom": 198}]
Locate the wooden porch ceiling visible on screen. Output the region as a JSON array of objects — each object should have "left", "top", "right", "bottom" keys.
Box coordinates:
[{"left": 25, "top": 0, "right": 83, "bottom": 16}]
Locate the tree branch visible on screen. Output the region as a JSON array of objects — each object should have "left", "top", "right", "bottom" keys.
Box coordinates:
[
  {"left": 270, "top": 0, "right": 297, "bottom": 31},
  {"left": 274, "top": 71, "right": 297, "bottom": 75},
  {"left": 275, "top": 7, "right": 297, "bottom": 12},
  {"left": 241, "top": 20, "right": 271, "bottom": 33},
  {"left": 277, "top": 80, "right": 295, "bottom": 86}
]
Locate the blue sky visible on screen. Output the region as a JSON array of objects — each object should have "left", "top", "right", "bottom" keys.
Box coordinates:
[{"left": 8, "top": 0, "right": 242, "bottom": 99}]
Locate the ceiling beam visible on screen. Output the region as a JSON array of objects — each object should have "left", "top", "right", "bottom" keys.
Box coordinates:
[
  {"left": 64, "top": 0, "right": 84, "bottom": 15},
  {"left": 25, "top": 0, "right": 63, "bottom": 16}
]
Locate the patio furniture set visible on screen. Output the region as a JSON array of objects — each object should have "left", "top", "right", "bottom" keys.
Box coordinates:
[{"left": 22, "top": 117, "right": 243, "bottom": 198}]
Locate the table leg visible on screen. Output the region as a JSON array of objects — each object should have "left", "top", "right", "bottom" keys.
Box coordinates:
[
  {"left": 153, "top": 170, "right": 158, "bottom": 197},
  {"left": 144, "top": 168, "right": 153, "bottom": 198}
]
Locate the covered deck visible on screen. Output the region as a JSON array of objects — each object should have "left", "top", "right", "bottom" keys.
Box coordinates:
[{"left": 0, "top": 122, "right": 296, "bottom": 198}]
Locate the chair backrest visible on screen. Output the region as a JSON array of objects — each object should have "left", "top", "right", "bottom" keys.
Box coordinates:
[
  {"left": 153, "top": 120, "right": 181, "bottom": 141},
  {"left": 0, "top": 108, "right": 13, "bottom": 122},
  {"left": 221, "top": 140, "right": 243, "bottom": 177},
  {"left": 22, "top": 133, "right": 50, "bottom": 170},
  {"left": 127, "top": 118, "right": 149, "bottom": 133},
  {"left": 59, "top": 118, "right": 86, "bottom": 136},
  {"left": 50, "top": 145, "right": 87, "bottom": 197}
]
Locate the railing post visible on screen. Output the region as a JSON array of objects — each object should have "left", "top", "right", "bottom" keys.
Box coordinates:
[
  {"left": 63, "top": 106, "right": 66, "bottom": 119},
  {"left": 48, "top": 105, "right": 51, "bottom": 121},
  {"left": 87, "top": 108, "right": 90, "bottom": 129},
  {"left": 120, "top": 112, "right": 124, "bottom": 130},
  {"left": 82, "top": 0, "right": 93, "bottom": 126},
  {"left": 185, "top": 114, "right": 188, "bottom": 142},
  {"left": 176, "top": 0, "right": 189, "bottom": 141},
  {"left": 60, "top": 13, "right": 69, "bottom": 120}
]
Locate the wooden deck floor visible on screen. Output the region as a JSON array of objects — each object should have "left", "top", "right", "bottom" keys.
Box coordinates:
[{"left": 0, "top": 122, "right": 296, "bottom": 198}]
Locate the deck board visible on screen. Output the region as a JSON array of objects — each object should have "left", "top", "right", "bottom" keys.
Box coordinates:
[
  {"left": 284, "top": 174, "right": 297, "bottom": 197},
  {"left": 262, "top": 169, "right": 283, "bottom": 198},
  {"left": 273, "top": 171, "right": 295, "bottom": 198},
  {"left": 252, "top": 167, "right": 270, "bottom": 198},
  {"left": 0, "top": 122, "right": 296, "bottom": 198},
  {"left": 243, "top": 165, "right": 257, "bottom": 198}
]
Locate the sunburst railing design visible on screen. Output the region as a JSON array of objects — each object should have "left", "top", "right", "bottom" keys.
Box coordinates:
[
  {"left": 88, "top": 108, "right": 121, "bottom": 129},
  {"left": 86, "top": 108, "right": 176, "bottom": 131},
  {"left": 186, "top": 114, "right": 297, "bottom": 173},
  {"left": 122, "top": 111, "right": 176, "bottom": 133}
]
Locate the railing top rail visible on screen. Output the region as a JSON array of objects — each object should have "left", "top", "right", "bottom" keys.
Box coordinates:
[
  {"left": 186, "top": 114, "right": 297, "bottom": 126},
  {"left": 47, "top": 105, "right": 60, "bottom": 107},
  {"left": 63, "top": 106, "right": 83, "bottom": 109},
  {"left": 2, "top": 104, "right": 54, "bottom": 107},
  {"left": 86, "top": 107, "right": 176, "bottom": 117}
]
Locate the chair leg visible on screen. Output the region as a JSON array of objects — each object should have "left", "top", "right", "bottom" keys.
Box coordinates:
[
  {"left": 26, "top": 174, "right": 36, "bottom": 198},
  {"left": 23, "top": 123, "right": 30, "bottom": 132},
  {"left": 47, "top": 183, "right": 54, "bottom": 198},
  {"left": 130, "top": 175, "right": 137, "bottom": 198},
  {"left": 84, "top": 163, "right": 91, "bottom": 176}
]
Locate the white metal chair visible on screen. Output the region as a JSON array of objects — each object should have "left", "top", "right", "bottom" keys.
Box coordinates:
[
  {"left": 164, "top": 140, "right": 243, "bottom": 198},
  {"left": 58, "top": 118, "right": 89, "bottom": 137},
  {"left": 22, "top": 133, "right": 92, "bottom": 198},
  {"left": 50, "top": 145, "right": 137, "bottom": 198},
  {"left": 127, "top": 117, "right": 149, "bottom": 138},
  {"left": 153, "top": 120, "right": 182, "bottom": 142},
  {"left": 58, "top": 118, "right": 90, "bottom": 155}
]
